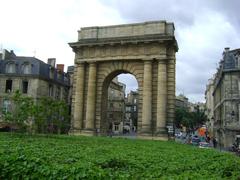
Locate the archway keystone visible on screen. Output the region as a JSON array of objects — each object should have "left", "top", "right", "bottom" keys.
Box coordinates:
[{"left": 69, "top": 21, "right": 178, "bottom": 139}]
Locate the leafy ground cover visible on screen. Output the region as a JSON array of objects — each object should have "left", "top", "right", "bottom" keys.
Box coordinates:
[{"left": 0, "top": 133, "right": 240, "bottom": 179}]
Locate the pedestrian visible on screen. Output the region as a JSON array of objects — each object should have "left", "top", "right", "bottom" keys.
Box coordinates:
[
  {"left": 212, "top": 137, "right": 217, "bottom": 148},
  {"left": 206, "top": 135, "right": 210, "bottom": 143},
  {"left": 108, "top": 123, "right": 113, "bottom": 137}
]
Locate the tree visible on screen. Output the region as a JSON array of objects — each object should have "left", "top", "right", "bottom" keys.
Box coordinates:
[
  {"left": 175, "top": 107, "right": 190, "bottom": 128},
  {"left": 1, "top": 91, "right": 70, "bottom": 134},
  {"left": 175, "top": 105, "right": 208, "bottom": 131},
  {"left": 33, "top": 97, "right": 70, "bottom": 134},
  {"left": 2, "top": 90, "right": 34, "bottom": 132},
  {"left": 191, "top": 105, "right": 207, "bottom": 127}
]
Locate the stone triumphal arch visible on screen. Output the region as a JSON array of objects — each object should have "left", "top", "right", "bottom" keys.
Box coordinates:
[{"left": 69, "top": 21, "right": 178, "bottom": 139}]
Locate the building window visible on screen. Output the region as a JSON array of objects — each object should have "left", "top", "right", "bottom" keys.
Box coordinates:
[
  {"left": 3, "top": 99, "right": 11, "bottom": 113},
  {"left": 57, "top": 72, "right": 62, "bottom": 80},
  {"left": 63, "top": 87, "right": 68, "bottom": 101},
  {"left": 238, "top": 104, "right": 240, "bottom": 123},
  {"left": 238, "top": 55, "right": 240, "bottom": 69},
  {"left": 109, "top": 113, "right": 113, "bottom": 118},
  {"left": 22, "top": 63, "right": 31, "bottom": 74},
  {"left": 56, "top": 86, "right": 60, "bottom": 99},
  {"left": 64, "top": 76, "right": 68, "bottom": 83},
  {"left": 49, "top": 69, "right": 54, "bottom": 79},
  {"left": 239, "top": 80, "right": 240, "bottom": 95},
  {"left": 22, "top": 81, "right": 28, "bottom": 94},
  {"left": 110, "top": 103, "right": 113, "bottom": 107},
  {"left": 133, "top": 106, "right": 137, "bottom": 112},
  {"left": 134, "top": 98, "right": 137, "bottom": 104},
  {"left": 6, "top": 63, "right": 16, "bottom": 73},
  {"left": 49, "top": 84, "right": 53, "bottom": 96},
  {"left": 114, "top": 124, "right": 119, "bottom": 131},
  {"left": 5, "top": 80, "right": 12, "bottom": 93}
]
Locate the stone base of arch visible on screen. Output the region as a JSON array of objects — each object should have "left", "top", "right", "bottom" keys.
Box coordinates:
[
  {"left": 80, "top": 130, "right": 96, "bottom": 136},
  {"left": 137, "top": 135, "right": 168, "bottom": 141},
  {"left": 68, "top": 129, "right": 82, "bottom": 135},
  {"left": 69, "top": 129, "right": 97, "bottom": 136},
  {"left": 138, "top": 128, "right": 169, "bottom": 141},
  {"left": 70, "top": 130, "right": 169, "bottom": 140}
]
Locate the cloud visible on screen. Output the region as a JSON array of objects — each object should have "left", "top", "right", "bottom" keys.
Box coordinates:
[
  {"left": 100, "top": 0, "right": 240, "bottom": 102},
  {"left": 176, "top": 10, "right": 240, "bottom": 102},
  {"left": 1, "top": 0, "right": 240, "bottom": 102},
  {"left": 0, "top": 0, "right": 123, "bottom": 70},
  {"left": 118, "top": 74, "right": 138, "bottom": 95}
]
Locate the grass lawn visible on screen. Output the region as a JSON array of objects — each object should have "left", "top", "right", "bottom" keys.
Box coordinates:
[{"left": 0, "top": 133, "right": 240, "bottom": 179}]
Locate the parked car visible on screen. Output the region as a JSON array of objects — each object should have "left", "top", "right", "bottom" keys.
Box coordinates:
[
  {"left": 199, "top": 142, "right": 210, "bottom": 149},
  {"left": 230, "top": 135, "right": 240, "bottom": 156},
  {"left": 191, "top": 135, "right": 200, "bottom": 146},
  {"left": 175, "top": 132, "right": 182, "bottom": 138}
]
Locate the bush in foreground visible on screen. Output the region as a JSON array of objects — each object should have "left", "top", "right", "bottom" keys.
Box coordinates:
[{"left": 0, "top": 133, "right": 240, "bottom": 179}]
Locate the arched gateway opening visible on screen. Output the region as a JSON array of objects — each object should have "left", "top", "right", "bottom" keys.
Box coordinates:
[
  {"left": 69, "top": 21, "right": 178, "bottom": 140},
  {"left": 101, "top": 71, "right": 139, "bottom": 136}
]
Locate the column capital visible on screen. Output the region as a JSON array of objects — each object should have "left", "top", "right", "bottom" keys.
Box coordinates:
[
  {"left": 142, "top": 59, "right": 153, "bottom": 64},
  {"left": 157, "top": 59, "right": 167, "bottom": 64},
  {"left": 88, "top": 61, "right": 97, "bottom": 66},
  {"left": 155, "top": 56, "right": 167, "bottom": 61},
  {"left": 142, "top": 56, "right": 153, "bottom": 61},
  {"left": 75, "top": 60, "right": 86, "bottom": 65}
]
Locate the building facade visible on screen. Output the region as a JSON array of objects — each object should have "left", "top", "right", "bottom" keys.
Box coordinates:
[
  {"left": 107, "top": 77, "right": 125, "bottom": 134},
  {"left": 125, "top": 90, "right": 139, "bottom": 132},
  {"left": 205, "top": 77, "right": 215, "bottom": 134},
  {"left": 212, "top": 48, "right": 240, "bottom": 148},
  {"left": 175, "top": 94, "right": 189, "bottom": 109},
  {"left": 0, "top": 49, "right": 71, "bottom": 129}
]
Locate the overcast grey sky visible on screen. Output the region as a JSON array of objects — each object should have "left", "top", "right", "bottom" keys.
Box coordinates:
[{"left": 0, "top": 0, "right": 240, "bottom": 102}]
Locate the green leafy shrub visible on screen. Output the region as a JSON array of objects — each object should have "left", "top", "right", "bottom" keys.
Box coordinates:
[{"left": 0, "top": 133, "right": 240, "bottom": 179}]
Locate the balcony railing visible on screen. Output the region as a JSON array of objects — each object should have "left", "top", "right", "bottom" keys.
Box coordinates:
[
  {"left": 107, "top": 107, "right": 124, "bottom": 112},
  {"left": 108, "top": 97, "right": 125, "bottom": 101}
]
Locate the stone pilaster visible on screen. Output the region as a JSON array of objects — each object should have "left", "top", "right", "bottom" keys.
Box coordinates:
[
  {"left": 167, "top": 57, "right": 176, "bottom": 129},
  {"left": 141, "top": 60, "right": 152, "bottom": 134},
  {"left": 239, "top": 104, "right": 240, "bottom": 126},
  {"left": 85, "top": 62, "right": 97, "bottom": 131},
  {"left": 156, "top": 59, "right": 167, "bottom": 134},
  {"left": 72, "top": 62, "right": 85, "bottom": 133}
]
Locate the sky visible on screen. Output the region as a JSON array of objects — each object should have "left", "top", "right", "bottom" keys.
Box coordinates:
[{"left": 0, "top": 0, "right": 240, "bottom": 102}]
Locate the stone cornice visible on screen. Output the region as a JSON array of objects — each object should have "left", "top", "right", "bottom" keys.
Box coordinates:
[
  {"left": 73, "top": 42, "right": 169, "bottom": 62},
  {"left": 69, "top": 34, "right": 175, "bottom": 48},
  {"left": 74, "top": 55, "right": 169, "bottom": 64},
  {"left": 75, "top": 60, "right": 86, "bottom": 65}
]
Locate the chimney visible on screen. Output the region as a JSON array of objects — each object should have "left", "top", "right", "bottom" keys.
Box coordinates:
[
  {"left": 2, "top": 49, "right": 16, "bottom": 60},
  {"left": 47, "top": 58, "right": 56, "bottom": 67},
  {"left": 56, "top": 64, "right": 64, "bottom": 72},
  {"left": 224, "top": 47, "right": 230, "bottom": 52},
  {"left": 67, "top": 66, "right": 74, "bottom": 74}
]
